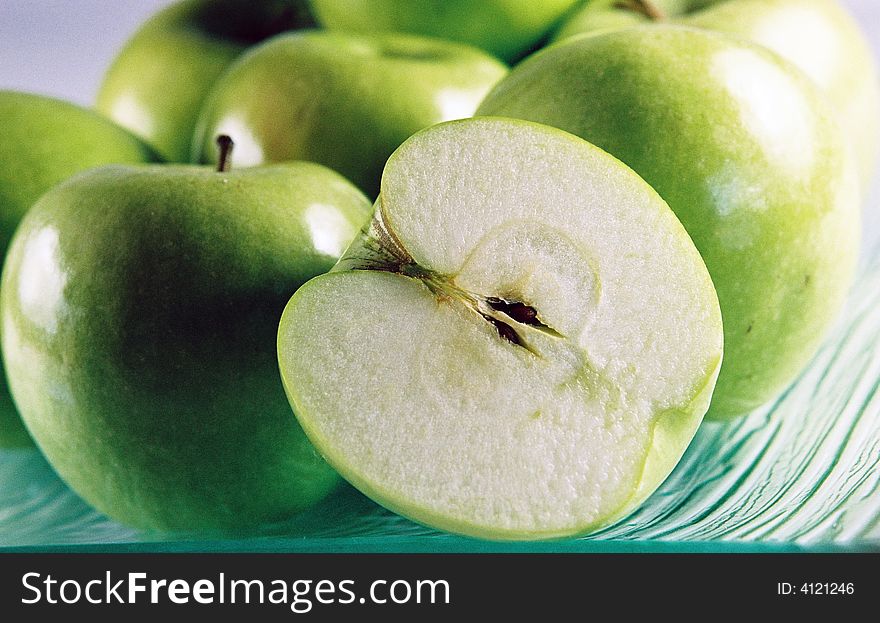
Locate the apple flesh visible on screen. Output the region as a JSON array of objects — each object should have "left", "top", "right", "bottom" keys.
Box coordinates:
[
  {"left": 0, "top": 90, "right": 158, "bottom": 447},
  {"left": 1, "top": 158, "right": 371, "bottom": 530},
  {"left": 97, "top": 0, "right": 315, "bottom": 162},
  {"left": 277, "top": 117, "right": 723, "bottom": 540},
  {"left": 192, "top": 31, "right": 508, "bottom": 196},
  {"left": 478, "top": 26, "right": 861, "bottom": 418},
  {"left": 553, "top": 0, "right": 880, "bottom": 191},
  {"left": 309, "top": 0, "right": 581, "bottom": 62}
]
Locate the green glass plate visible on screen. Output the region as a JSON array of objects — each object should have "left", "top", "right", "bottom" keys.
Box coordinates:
[{"left": 2, "top": 216, "right": 878, "bottom": 554}]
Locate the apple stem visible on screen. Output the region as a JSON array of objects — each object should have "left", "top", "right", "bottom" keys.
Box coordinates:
[
  {"left": 216, "top": 135, "right": 234, "bottom": 173},
  {"left": 614, "top": 0, "right": 666, "bottom": 20}
]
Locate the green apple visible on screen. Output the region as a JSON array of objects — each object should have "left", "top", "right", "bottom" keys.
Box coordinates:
[
  {"left": 308, "top": 0, "right": 581, "bottom": 62},
  {"left": 0, "top": 90, "right": 157, "bottom": 447},
  {"left": 192, "top": 31, "right": 508, "bottom": 195},
  {"left": 553, "top": 0, "right": 880, "bottom": 191},
  {"left": 478, "top": 26, "right": 861, "bottom": 419},
  {"left": 0, "top": 145, "right": 372, "bottom": 530},
  {"left": 96, "top": 0, "right": 316, "bottom": 162},
  {"left": 277, "top": 117, "right": 724, "bottom": 540}
]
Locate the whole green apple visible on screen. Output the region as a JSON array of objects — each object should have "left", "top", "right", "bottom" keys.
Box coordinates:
[
  {"left": 478, "top": 26, "right": 861, "bottom": 419},
  {"left": 553, "top": 0, "right": 880, "bottom": 191},
  {"left": 0, "top": 147, "right": 372, "bottom": 530},
  {"left": 308, "top": 0, "right": 581, "bottom": 62},
  {"left": 97, "top": 0, "right": 315, "bottom": 162},
  {"left": 192, "top": 31, "right": 508, "bottom": 195},
  {"left": 278, "top": 117, "right": 723, "bottom": 539},
  {"left": 0, "top": 90, "right": 157, "bottom": 447}
]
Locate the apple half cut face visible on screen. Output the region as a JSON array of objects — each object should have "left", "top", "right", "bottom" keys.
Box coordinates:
[{"left": 278, "top": 117, "right": 723, "bottom": 540}]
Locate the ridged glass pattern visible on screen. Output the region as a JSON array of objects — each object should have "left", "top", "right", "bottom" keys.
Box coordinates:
[{"left": 1, "top": 221, "right": 877, "bottom": 551}]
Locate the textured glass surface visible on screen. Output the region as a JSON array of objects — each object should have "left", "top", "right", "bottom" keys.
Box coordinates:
[{"left": 1, "top": 230, "right": 878, "bottom": 552}]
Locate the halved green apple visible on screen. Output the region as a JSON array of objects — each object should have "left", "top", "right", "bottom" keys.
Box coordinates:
[{"left": 278, "top": 117, "right": 723, "bottom": 540}]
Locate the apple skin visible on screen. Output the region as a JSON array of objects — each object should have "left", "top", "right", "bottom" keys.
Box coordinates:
[
  {"left": 553, "top": 0, "right": 880, "bottom": 191},
  {"left": 478, "top": 26, "right": 861, "bottom": 419},
  {"left": 0, "top": 91, "right": 158, "bottom": 447},
  {"left": 308, "top": 0, "right": 581, "bottom": 62},
  {"left": 96, "top": 0, "right": 315, "bottom": 162},
  {"left": 192, "top": 31, "right": 508, "bottom": 196},
  {"left": 0, "top": 161, "right": 371, "bottom": 531}
]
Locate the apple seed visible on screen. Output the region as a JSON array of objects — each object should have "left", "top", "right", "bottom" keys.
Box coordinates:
[
  {"left": 486, "top": 297, "right": 539, "bottom": 325},
  {"left": 481, "top": 314, "right": 523, "bottom": 346}
]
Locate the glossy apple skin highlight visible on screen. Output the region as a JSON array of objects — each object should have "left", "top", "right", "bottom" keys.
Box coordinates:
[
  {"left": 0, "top": 163, "right": 371, "bottom": 530},
  {"left": 479, "top": 27, "right": 860, "bottom": 418},
  {"left": 193, "top": 31, "right": 508, "bottom": 196},
  {"left": 97, "top": 0, "right": 315, "bottom": 162},
  {"left": 0, "top": 91, "right": 158, "bottom": 447},
  {"left": 554, "top": 0, "right": 880, "bottom": 192}
]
